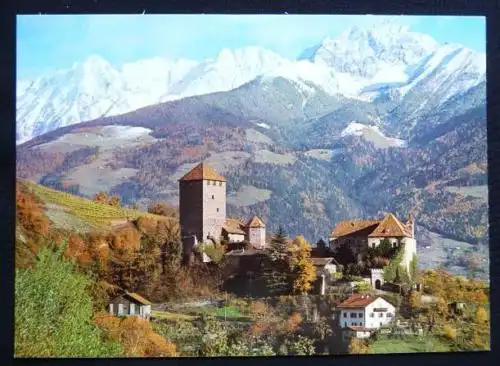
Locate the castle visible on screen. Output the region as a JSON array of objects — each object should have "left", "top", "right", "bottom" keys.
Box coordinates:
[
  {"left": 179, "top": 162, "right": 267, "bottom": 258},
  {"left": 329, "top": 212, "right": 417, "bottom": 286}
]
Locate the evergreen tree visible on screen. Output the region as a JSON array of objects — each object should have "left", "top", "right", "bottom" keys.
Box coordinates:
[{"left": 263, "top": 226, "right": 292, "bottom": 295}]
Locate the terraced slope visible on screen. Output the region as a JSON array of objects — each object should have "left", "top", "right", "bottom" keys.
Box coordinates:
[{"left": 20, "top": 179, "right": 174, "bottom": 233}]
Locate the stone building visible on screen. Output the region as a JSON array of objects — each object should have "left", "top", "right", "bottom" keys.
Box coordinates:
[
  {"left": 179, "top": 162, "right": 267, "bottom": 257},
  {"left": 109, "top": 292, "right": 152, "bottom": 320},
  {"left": 329, "top": 212, "right": 417, "bottom": 275}
]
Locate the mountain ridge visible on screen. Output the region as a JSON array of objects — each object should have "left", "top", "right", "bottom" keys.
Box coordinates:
[{"left": 17, "top": 22, "right": 485, "bottom": 144}]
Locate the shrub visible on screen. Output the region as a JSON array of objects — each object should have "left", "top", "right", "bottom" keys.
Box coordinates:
[
  {"left": 443, "top": 325, "right": 457, "bottom": 341},
  {"left": 348, "top": 338, "right": 369, "bottom": 354},
  {"left": 148, "top": 201, "right": 177, "bottom": 217},
  {"left": 284, "top": 312, "right": 303, "bottom": 333},
  {"left": 15, "top": 246, "right": 121, "bottom": 357},
  {"left": 249, "top": 300, "right": 268, "bottom": 318}
]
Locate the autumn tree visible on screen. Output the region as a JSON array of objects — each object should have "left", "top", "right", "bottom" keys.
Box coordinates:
[
  {"left": 148, "top": 201, "right": 176, "bottom": 217},
  {"left": 289, "top": 235, "right": 317, "bottom": 294},
  {"left": 284, "top": 312, "right": 303, "bottom": 333},
  {"left": 94, "top": 313, "right": 178, "bottom": 357},
  {"left": 475, "top": 306, "right": 488, "bottom": 324},
  {"left": 408, "top": 290, "right": 422, "bottom": 318},
  {"left": 93, "top": 191, "right": 109, "bottom": 204},
  {"left": 108, "top": 195, "right": 121, "bottom": 207}
]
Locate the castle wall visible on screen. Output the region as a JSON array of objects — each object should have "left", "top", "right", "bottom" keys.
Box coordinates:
[
  {"left": 228, "top": 233, "right": 245, "bottom": 243},
  {"left": 179, "top": 181, "right": 204, "bottom": 241},
  {"left": 248, "top": 227, "right": 266, "bottom": 249},
  {"left": 400, "top": 237, "right": 417, "bottom": 275},
  {"left": 329, "top": 237, "right": 367, "bottom": 258},
  {"left": 202, "top": 180, "right": 226, "bottom": 242}
]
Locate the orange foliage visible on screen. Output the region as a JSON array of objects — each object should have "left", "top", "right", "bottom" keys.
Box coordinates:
[
  {"left": 93, "top": 191, "right": 109, "bottom": 204},
  {"left": 65, "top": 234, "right": 86, "bottom": 257},
  {"left": 144, "top": 332, "right": 178, "bottom": 357},
  {"left": 92, "top": 191, "right": 121, "bottom": 207},
  {"left": 136, "top": 216, "right": 158, "bottom": 234},
  {"left": 249, "top": 300, "right": 268, "bottom": 318},
  {"left": 110, "top": 227, "right": 141, "bottom": 253},
  {"left": 16, "top": 183, "right": 50, "bottom": 237},
  {"left": 249, "top": 322, "right": 269, "bottom": 337},
  {"left": 284, "top": 312, "right": 303, "bottom": 333},
  {"left": 94, "top": 314, "right": 178, "bottom": 357},
  {"left": 108, "top": 195, "right": 121, "bottom": 207},
  {"left": 148, "top": 201, "right": 174, "bottom": 217},
  {"left": 93, "top": 311, "right": 121, "bottom": 342}
]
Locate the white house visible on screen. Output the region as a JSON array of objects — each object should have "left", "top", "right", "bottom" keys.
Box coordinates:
[{"left": 337, "top": 294, "right": 396, "bottom": 340}]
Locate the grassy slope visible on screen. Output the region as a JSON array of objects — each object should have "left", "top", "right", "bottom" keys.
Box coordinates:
[
  {"left": 370, "top": 335, "right": 451, "bottom": 354},
  {"left": 19, "top": 179, "right": 175, "bottom": 233}
]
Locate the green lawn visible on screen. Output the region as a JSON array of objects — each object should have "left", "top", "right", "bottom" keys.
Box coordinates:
[{"left": 370, "top": 336, "right": 451, "bottom": 354}]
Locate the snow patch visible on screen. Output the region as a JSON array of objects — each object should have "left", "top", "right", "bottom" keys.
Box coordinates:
[{"left": 340, "top": 122, "right": 407, "bottom": 148}]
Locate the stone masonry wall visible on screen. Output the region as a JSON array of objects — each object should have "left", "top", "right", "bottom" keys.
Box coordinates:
[{"left": 202, "top": 180, "right": 226, "bottom": 242}]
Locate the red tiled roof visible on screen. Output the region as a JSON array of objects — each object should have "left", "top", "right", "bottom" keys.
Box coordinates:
[
  {"left": 337, "top": 294, "right": 378, "bottom": 308},
  {"left": 223, "top": 218, "right": 246, "bottom": 235},
  {"left": 310, "top": 257, "right": 334, "bottom": 266},
  {"left": 246, "top": 216, "right": 265, "bottom": 228},
  {"left": 125, "top": 292, "right": 152, "bottom": 305},
  {"left": 331, "top": 213, "right": 412, "bottom": 239},
  {"left": 368, "top": 213, "right": 411, "bottom": 238},
  {"left": 179, "top": 162, "right": 226, "bottom": 182},
  {"left": 331, "top": 220, "right": 381, "bottom": 238}
]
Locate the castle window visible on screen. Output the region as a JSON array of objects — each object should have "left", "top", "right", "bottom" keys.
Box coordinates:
[
  {"left": 212, "top": 195, "right": 214, "bottom": 199},
  {"left": 216, "top": 208, "right": 219, "bottom": 212},
  {"left": 207, "top": 180, "right": 210, "bottom": 185},
  {"left": 219, "top": 181, "right": 222, "bottom": 186}
]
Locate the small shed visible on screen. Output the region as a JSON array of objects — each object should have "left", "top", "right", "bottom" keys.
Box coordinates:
[
  {"left": 311, "top": 257, "right": 338, "bottom": 275},
  {"left": 109, "top": 292, "right": 152, "bottom": 320},
  {"left": 448, "top": 301, "right": 466, "bottom": 315}
]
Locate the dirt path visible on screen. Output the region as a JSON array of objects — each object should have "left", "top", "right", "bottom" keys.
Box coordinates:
[{"left": 110, "top": 218, "right": 130, "bottom": 227}]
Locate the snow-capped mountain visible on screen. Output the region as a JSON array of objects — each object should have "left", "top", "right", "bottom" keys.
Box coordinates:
[
  {"left": 16, "top": 21, "right": 486, "bottom": 144},
  {"left": 299, "top": 21, "right": 439, "bottom": 80}
]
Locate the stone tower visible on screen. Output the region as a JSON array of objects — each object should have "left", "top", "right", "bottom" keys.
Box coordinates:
[
  {"left": 246, "top": 216, "right": 266, "bottom": 249},
  {"left": 179, "top": 163, "right": 227, "bottom": 255}
]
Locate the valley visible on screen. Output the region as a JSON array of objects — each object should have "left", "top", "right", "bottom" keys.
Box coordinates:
[{"left": 16, "top": 21, "right": 488, "bottom": 280}]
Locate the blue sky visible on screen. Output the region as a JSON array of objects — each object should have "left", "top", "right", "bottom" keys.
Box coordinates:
[{"left": 17, "top": 14, "right": 486, "bottom": 79}]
